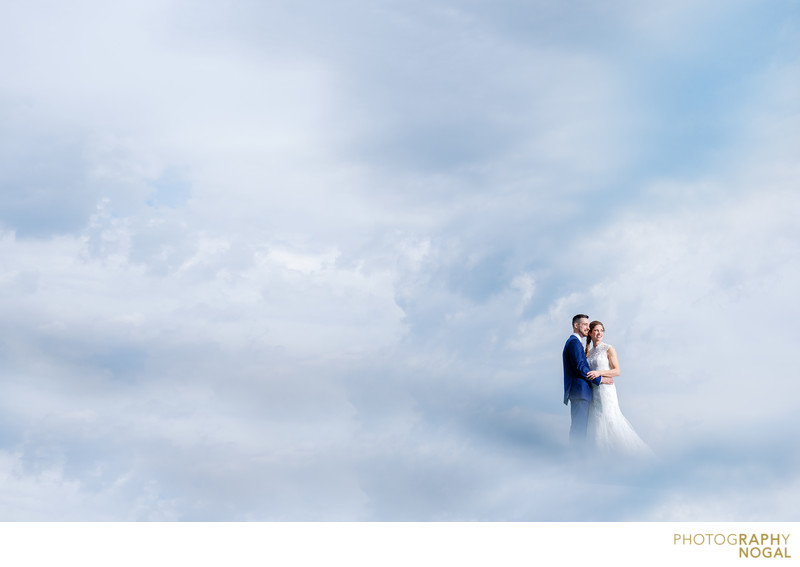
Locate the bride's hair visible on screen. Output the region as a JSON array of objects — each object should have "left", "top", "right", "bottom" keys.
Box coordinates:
[{"left": 586, "top": 320, "right": 604, "bottom": 356}]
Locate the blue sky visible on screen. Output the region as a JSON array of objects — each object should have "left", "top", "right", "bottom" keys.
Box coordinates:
[{"left": 0, "top": 0, "right": 798, "bottom": 520}]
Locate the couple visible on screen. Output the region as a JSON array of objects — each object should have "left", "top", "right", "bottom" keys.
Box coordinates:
[{"left": 562, "top": 314, "right": 651, "bottom": 456}]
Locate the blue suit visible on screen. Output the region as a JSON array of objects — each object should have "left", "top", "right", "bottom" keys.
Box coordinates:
[{"left": 562, "top": 334, "right": 601, "bottom": 442}]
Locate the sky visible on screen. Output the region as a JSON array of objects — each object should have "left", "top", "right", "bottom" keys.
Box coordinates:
[{"left": 0, "top": 0, "right": 798, "bottom": 520}]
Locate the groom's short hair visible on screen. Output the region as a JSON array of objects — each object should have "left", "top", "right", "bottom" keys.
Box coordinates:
[{"left": 572, "top": 314, "right": 589, "bottom": 327}]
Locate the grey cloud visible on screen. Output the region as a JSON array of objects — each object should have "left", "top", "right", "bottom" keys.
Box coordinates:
[
  {"left": 0, "top": 0, "right": 798, "bottom": 522},
  {"left": 0, "top": 123, "right": 95, "bottom": 237}
]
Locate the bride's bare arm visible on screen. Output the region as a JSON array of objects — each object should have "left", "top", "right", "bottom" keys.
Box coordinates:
[{"left": 601, "top": 347, "right": 621, "bottom": 378}]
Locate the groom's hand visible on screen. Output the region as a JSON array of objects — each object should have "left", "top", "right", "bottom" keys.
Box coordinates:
[{"left": 600, "top": 377, "right": 614, "bottom": 385}]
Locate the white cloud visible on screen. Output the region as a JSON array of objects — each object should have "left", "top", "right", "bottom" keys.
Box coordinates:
[{"left": 0, "top": 0, "right": 797, "bottom": 520}]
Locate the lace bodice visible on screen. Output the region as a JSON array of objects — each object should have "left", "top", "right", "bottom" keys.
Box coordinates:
[{"left": 587, "top": 342, "right": 612, "bottom": 372}]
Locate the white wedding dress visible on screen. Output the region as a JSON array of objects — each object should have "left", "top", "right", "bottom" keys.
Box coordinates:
[{"left": 586, "top": 342, "right": 652, "bottom": 456}]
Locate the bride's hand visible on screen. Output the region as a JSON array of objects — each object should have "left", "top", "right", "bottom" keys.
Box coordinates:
[{"left": 587, "top": 371, "right": 600, "bottom": 379}]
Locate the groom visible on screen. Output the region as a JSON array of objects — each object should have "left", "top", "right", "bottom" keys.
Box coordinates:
[{"left": 563, "top": 314, "right": 614, "bottom": 443}]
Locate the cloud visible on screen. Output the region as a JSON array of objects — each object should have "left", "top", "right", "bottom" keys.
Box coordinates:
[{"left": 0, "top": 0, "right": 797, "bottom": 520}]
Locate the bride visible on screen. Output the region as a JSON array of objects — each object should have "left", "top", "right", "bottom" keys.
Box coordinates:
[{"left": 585, "top": 321, "right": 652, "bottom": 456}]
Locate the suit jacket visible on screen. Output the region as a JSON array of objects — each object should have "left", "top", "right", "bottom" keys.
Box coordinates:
[{"left": 562, "top": 334, "right": 601, "bottom": 405}]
